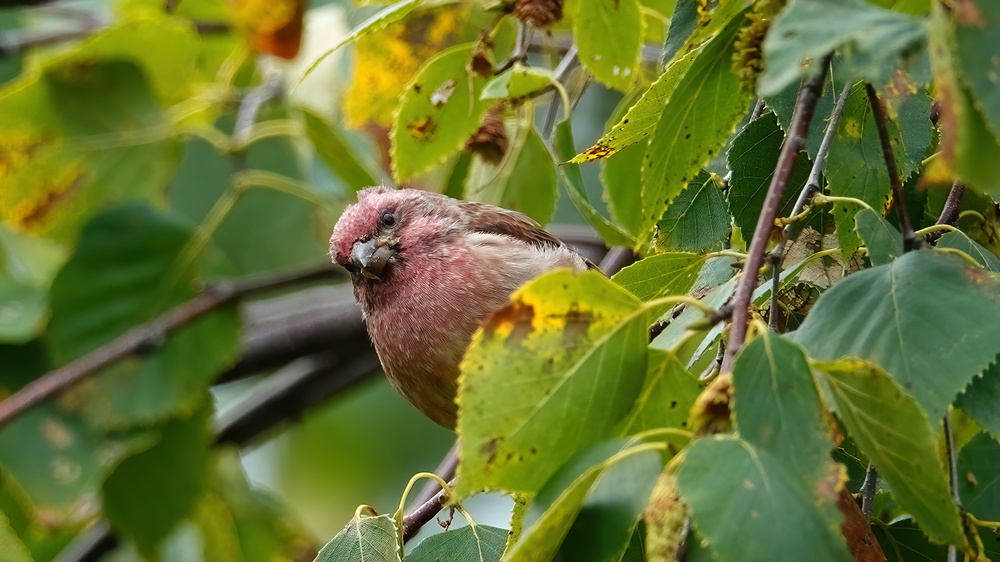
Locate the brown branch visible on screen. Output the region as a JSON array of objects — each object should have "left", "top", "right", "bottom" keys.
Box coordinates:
[
  {"left": 722, "top": 54, "right": 832, "bottom": 372},
  {"left": 866, "top": 83, "right": 919, "bottom": 252},
  {"left": 0, "top": 265, "right": 339, "bottom": 432},
  {"left": 768, "top": 80, "right": 853, "bottom": 331},
  {"left": 403, "top": 486, "right": 451, "bottom": 543},
  {"left": 936, "top": 181, "right": 966, "bottom": 226}
]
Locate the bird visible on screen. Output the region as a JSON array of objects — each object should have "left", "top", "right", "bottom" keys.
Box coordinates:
[{"left": 330, "top": 186, "right": 590, "bottom": 428}]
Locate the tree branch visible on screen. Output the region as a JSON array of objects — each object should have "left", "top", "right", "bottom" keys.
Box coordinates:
[
  {"left": 768, "top": 80, "right": 852, "bottom": 331},
  {"left": 866, "top": 83, "right": 919, "bottom": 252},
  {"left": 0, "top": 265, "right": 340, "bottom": 431},
  {"left": 722, "top": 54, "right": 832, "bottom": 372},
  {"left": 402, "top": 486, "right": 450, "bottom": 543},
  {"left": 936, "top": 181, "right": 966, "bottom": 226},
  {"left": 859, "top": 463, "right": 879, "bottom": 524}
]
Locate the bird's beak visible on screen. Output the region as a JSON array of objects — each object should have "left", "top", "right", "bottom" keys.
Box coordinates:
[{"left": 351, "top": 239, "right": 395, "bottom": 280}]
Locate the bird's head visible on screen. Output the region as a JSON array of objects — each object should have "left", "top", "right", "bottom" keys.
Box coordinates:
[{"left": 330, "top": 187, "right": 456, "bottom": 283}]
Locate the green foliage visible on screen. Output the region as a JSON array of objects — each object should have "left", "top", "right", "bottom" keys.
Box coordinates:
[
  {"left": 3, "top": 0, "right": 1000, "bottom": 560},
  {"left": 457, "top": 270, "right": 648, "bottom": 496},
  {"left": 815, "top": 360, "right": 964, "bottom": 546},
  {"left": 314, "top": 507, "right": 401, "bottom": 562},
  {"left": 571, "top": 0, "right": 643, "bottom": 91},
  {"left": 793, "top": 250, "right": 1000, "bottom": 422},
  {"left": 677, "top": 436, "right": 850, "bottom": 561},
  {"left": 408, "top": 525, "right": 508, "bottom": 562}
]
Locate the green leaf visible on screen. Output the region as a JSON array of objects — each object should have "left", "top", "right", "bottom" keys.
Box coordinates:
[
  {"left": 759, "top": 0, "right": 926, "bottom": 96},
  {"left": 824, "top": 82, "right": 899, "bottom": 257},
  {"left": 640, "top": 12, "right": 754, "bottom": 243},
  {"left": 0, "top": 510, "right": 31, "bottom": 562},
  {"left": 928, "top": 3, "right": 1000, "bottom": 198},
  {"left": 574, "top": 48, "right": 699, "bottom": 163},
  {"left": 611, "top": 252, "right": 705, "bottom": 308},
  {"left": 952, "top": 0, "right": 1000, "bottom": 141},
  {"left": 937, "top": 231, "right": 1000, "bottom": 272},
  {"left": 481, "top": 65, "right": 556, "bottom": 101},
  {"left": 505, "top": 440, "right": 660, "bottom": 562},
  {"left": 301, "top": 108, "right": 379, "bottom": 190},
  {"left": 620, "top": 349, "right": 702, "bottom": 435},
  {"left": 408, "top": 525, "right": 508, "bottom": 562},
  {"left": 732, "top": 331, "right": 833, "bottom": 482},
  {"left": 47, "top": 205, "right": 240, "bottom": 427},
  {"left": 313, "top": 508, "right": 401, "bottom": 562},
  {"left": 726, "top": 112, "right": 811, "bottom": 237},
  {"left": 553, "top": 119, "right": 635, "bottom": 246},
  {"left": 956, "top": 363, "right": 1000, "bottom": 440},
  {"left": 958, "top": 432, "right": 1000, "bottom": 522},
  {"left": 572, "top": 0, "right": 643, "bottom": 91},
  {"left": 814, "top": 359, "right": 965, "bottom": 546},
  {"left": 553, "top": 446, "right": 661, "bottom": 562},
  {"left": 677, "top": 436, "right": 850, "bottom": 561},
  {"left": 792, "top": 250, "right": 1000, "bottom": 422},
  {"left": 102, "top": 406, "right": 212, "bottom": 557},
  {"left": 601, "top": 141, "right": 646, "bottom": 236},
  {"left": 661, "top": 0, "right": 748, "bottom": 67},
  {"left": 457, "top": 270, "right": 648, "bottom": 496},
  {"left": 872, "top": 518, "right": 949, "bottom": 562},
  {"left": 391, "top": 44, "right": 491, "bottom": 181},
  {"left": 465, "top": 123, "right": 557, "bottom": 224},
  {"left": 0, "top": 61, "right": 183, "bottom": 242},
  {"left": 854, "top": 208, "right": 902, "bottom": 266},
  {"left": 653, "top": 170, "right": 730, "bottom": 253}
]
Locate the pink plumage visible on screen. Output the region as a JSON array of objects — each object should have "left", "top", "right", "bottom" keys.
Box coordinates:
[{"left": 330, "top": 187, "right": 589, "bottom": 428}]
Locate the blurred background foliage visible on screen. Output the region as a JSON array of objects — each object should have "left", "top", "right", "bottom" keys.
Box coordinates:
[{"left": 0, "top": 0, "right": 627, "bottom": 559}]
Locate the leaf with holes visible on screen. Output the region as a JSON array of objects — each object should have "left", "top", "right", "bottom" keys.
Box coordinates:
[
  {"left": 792, "top": 249, "right": 1000, "bottom": 422},
  {"left": 573, "top": 48, "right": 699, "bottom": 163},
  {"left": 572, "top": 0, "right": 643, "bottom": 91},
  {"left": 814, "top": 359, "right": 965, "bottom": 547},
  {"left": 391, "top": 44, "right": 492, "bottom": 181},
  {"left": 640, "top": 11, "right": 753, "bottom": 244},
  {"left": 456, "top": 270, "right": 648, "bottom": 496}
]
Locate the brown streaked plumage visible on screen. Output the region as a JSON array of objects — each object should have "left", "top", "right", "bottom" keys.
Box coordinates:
[{"left": 330, "top": 186, "right": 590, "bottom": 428}]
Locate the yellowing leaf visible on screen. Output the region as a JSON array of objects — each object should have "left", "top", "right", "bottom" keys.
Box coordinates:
[
  {"left": 457, "top": 270, "right": 648, "bottom": 497},
  {"left": 230, "top": 0, "right": 305, "bottom": 59}
]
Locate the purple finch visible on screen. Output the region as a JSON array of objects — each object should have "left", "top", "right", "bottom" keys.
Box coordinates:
[{"left": 330, "top": 187, "right": 590, "bottom": 428}]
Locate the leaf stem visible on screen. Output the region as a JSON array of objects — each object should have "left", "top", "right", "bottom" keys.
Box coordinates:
[
  {"left": 865, "top": 83, "right": 919, "bottom": 252},
  {"left": 811, "top": 194, "right": 878, "bottom": 213},
  {"left": 914, "top": 223, "right": 959, "bottom": 237},
  {"left": 722, "top": 53, "right": 832, "bottom": 371}
]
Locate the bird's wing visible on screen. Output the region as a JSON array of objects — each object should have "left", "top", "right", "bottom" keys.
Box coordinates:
[{"left": 458, "top": 201, "right": 600, "bottom": 270}]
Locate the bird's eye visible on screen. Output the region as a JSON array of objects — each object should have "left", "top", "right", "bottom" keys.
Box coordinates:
[{"left": 379, "top": 211, "right": 396, "bottom": 228}]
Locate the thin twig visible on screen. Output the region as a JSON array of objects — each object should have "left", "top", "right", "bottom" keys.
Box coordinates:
[
  {"left": 0, "top": 266, "right": 339, "bottom": 431},
  {"left": 402, "top": 486, "right": 451, "bottom": 543},
  {"left": 598, "top": 246, "right": 637, "bottom": 276},
  {"left": 936, "top": 181, "right": 966, "bottom": 226},
  {"left": 767, "top": 81, "right": 852, "bottom": 331},
  {"left": 943, "top": 411, "right": 961, "bottom": 562},
  {"left": 233, "top": 73, "right": 285, "bottom": 148},
  {"left": 865, "top": 83, "right": 919, "bottom": 252},
  {"left": 496, "top": 22, "right": 532, "bottom": 74},
  {"left": 860, "top": 463, "right": 879, "bottom": 524},
  {"left": 722, "top": 54, "right": 832, "bottom": 372},
  {"left": 542, "top": 44, "right": 580, "bottom": 138}
]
